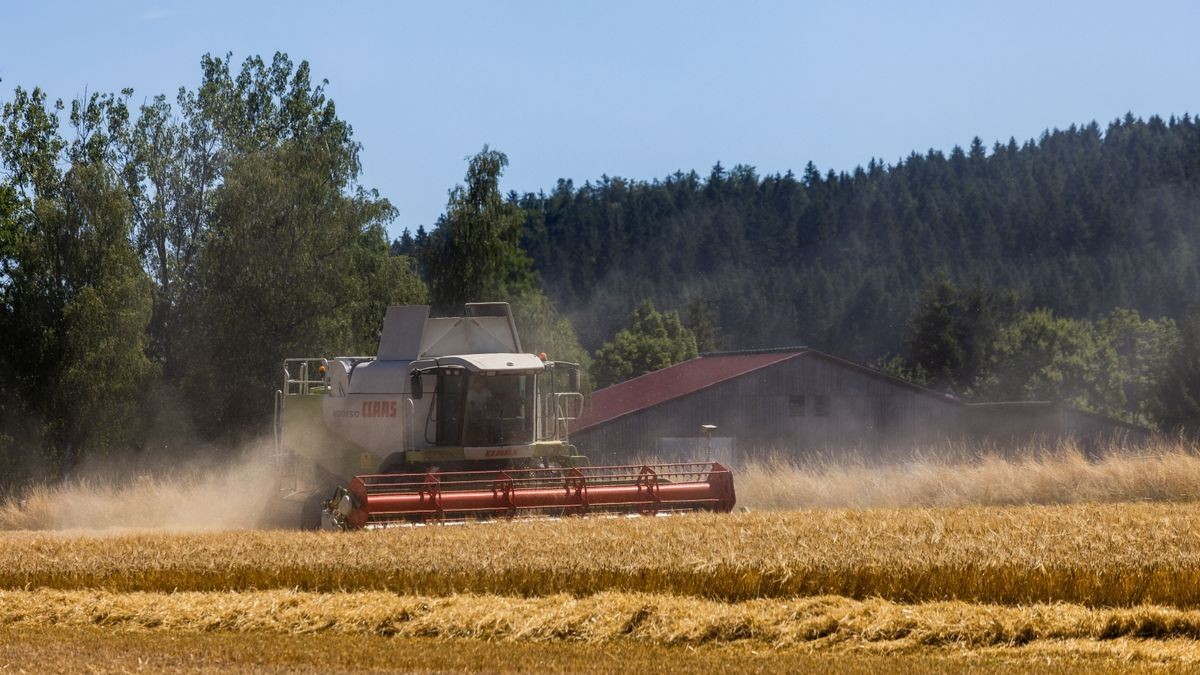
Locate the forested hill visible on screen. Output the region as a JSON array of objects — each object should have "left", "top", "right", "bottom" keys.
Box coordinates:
[{"left": 515, "top": 115, "right": 1200, "bottom": 360}]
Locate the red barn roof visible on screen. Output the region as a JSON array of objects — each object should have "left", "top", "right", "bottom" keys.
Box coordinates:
[{"left": 573, "top": 350, "right": 808, "bottom": 432}]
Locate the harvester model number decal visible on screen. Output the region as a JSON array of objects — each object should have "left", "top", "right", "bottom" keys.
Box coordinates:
[{"left": 361, "top": 401, "right": 398, "bottom": 418}]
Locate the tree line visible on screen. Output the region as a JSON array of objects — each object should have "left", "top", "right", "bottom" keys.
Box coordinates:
[
  {"left": 884, "top": 279, "right": 1190, "bottom": 428},
  {"left": 502, "top": 117, "right": 1200, "bottom": 360},
  {"left": 0, "top": 54, "right": 426, "bottom": 485},
  {"left": 5, "top": 52, "right": 1200, "bottom": 490},
  {"left": 403, "top": 114, "right": 1200, "bottom": 432},
  {"left": 501, "top": 117, "right": 1200, "bottom": 431},
  {"left": 0, "top": 54, "right": 593, "bottom": 489}
]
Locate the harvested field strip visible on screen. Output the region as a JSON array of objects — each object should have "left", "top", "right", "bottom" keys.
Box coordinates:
[
  {"left": 7, "top": 590, "right": 1200, "bottom": 652},
  {"left": 8, "top": 628, "right": 1185, "bottom": 675},
  {"left": 5, "top": 504, "right": 1200, "bottom": 606}
]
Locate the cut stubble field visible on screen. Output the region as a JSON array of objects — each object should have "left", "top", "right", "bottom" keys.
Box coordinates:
[{"left": 5, "top": 625, "right": 1183, "bottom": 674}]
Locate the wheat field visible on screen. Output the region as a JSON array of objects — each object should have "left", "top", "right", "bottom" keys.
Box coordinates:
[
  {"left": 6, "top": 441, "right": 1200, "bottom": 671},
  {"left": 9, "top": 627, "right": 1174, "bottom": 675},
  {"left": 737, "top": 439, "right": 1200, "bottom": 509},
  {"left": 9, "top": 589, "right": 1200, "bottom": 647},
  {"left": 3, "top": 503, "right": 1200, "bottom": 606},
  {"left": 4, "top": 440, "right": 1199, "bottom": 531}
]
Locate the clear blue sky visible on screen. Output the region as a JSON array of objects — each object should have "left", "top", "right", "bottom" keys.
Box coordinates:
[{"left": 3, "top": 1, "right": 1198, "bottom": 239}]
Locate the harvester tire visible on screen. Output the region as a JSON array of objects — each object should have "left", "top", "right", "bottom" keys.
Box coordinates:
[
  {"left": 300, "top": 492, "right": 327, "bottom": 530},
  {"left": 376, "top": 452, "right": 408, "bottom": 475}
]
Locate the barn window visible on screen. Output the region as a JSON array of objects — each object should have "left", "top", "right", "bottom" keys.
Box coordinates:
[
  {"left": 788, "top": 395, "right": 805, "bottom": 417},
  {"left": 814, "top": 395, "right": 831, "bottom": 417}
]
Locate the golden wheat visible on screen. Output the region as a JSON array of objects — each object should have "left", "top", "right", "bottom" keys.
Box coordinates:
[
  {"left": 4, "top": 504, "right": 1200, "bottom": 606},
  {"left": 4, "top": 440, "right": 1198, "bottom": 533},
  {"left": 5, "top": 442, "right": 1200, "bottom": 670},
  {"left": 11, "top": 627, "right": 1179, "bottom": 675},
  {"left": 8, "top": 589, "right": 1200, "bottom": 651},
  {"left": 736, "top": 439, "right": 1200, "bottom": 510}
]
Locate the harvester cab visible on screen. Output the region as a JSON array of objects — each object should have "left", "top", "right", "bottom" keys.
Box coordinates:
[{"left": 273, "top": 302, "right": 734, "bottom": 529}]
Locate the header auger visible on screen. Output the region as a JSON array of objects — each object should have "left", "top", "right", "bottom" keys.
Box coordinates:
[{"left": 271, "top": 302, "right": 736, "bottom": 529}]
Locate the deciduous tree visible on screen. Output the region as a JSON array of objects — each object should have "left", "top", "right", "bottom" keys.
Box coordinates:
[
  {"left": 1152, "top": 310, "right": 1200, "bottom": 435},
  {"left": 592, "top": 300, "right": 697, "bottom": 388},
  {"left": 426, "top": 147, "right": 534, "bottom": 310}
]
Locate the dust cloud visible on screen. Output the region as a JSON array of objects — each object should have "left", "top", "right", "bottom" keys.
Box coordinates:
[{"left": 0, "top": 440, "right": 289, "bottom": 532}]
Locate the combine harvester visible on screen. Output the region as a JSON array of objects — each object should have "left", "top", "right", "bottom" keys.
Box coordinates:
[{"left": 274, "top": 302, "right": 735, "bottom": 529}]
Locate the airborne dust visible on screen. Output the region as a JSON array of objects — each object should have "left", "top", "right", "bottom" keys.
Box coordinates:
[
  {"left": 0, "top": 440, "right": 281, "bottom": 532},
  {"left": 5, "top": 438, "right": 1200, "bottom": 531}
]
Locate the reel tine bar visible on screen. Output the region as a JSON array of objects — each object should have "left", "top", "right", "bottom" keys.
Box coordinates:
[{"left": 345, "top": 461, "right": 735, "bottom": 528}]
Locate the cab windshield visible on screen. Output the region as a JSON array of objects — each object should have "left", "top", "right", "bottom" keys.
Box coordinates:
[{"left": 461, "top": 373, "right": 535, "bottom": 446}]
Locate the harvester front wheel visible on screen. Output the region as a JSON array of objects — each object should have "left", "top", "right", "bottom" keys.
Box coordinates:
[
  {"left": 300, "top": 492, "right": 327, "bottom": 530},
  {"left": 376, "top": 452, "right": 408, "bottom": 475}
]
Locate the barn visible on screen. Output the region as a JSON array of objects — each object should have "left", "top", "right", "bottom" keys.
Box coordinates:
[{"left": 569, "top": 348, "right": 1149, "bottom": 464}]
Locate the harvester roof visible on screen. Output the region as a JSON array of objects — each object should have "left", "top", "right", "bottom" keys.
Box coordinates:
[
  {"left": 377, "top": 304, "right": 524, "bottom": 361},
  {"left": 430, "top": 353, "right": 545, "bottom": 373}
]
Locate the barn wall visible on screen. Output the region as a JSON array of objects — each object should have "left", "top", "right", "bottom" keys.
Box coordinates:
[
  {"left": 1059, "top": 408, "right": 1150, "bottom": 445},
  {"left": 962, "top": 404, "right": 1063, "bottom": 447},
  {"left": 571, "top": 354, "right": 1152, "bottom": 465},
  {"left": 962, "top": 403, "right": 1151, "bottom": 452},
  {"left": 572, "top": 355, "right": 965, "bottom": 464}
]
